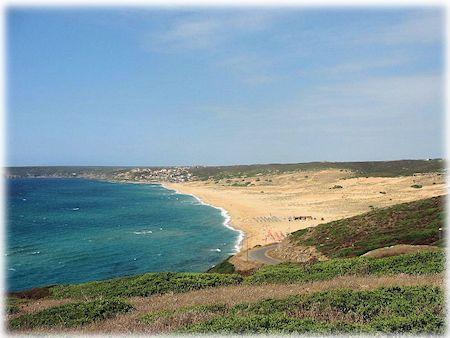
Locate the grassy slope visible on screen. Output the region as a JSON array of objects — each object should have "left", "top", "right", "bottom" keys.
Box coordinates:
[
  {"left": 179, "top": 286, "right": 444, "bottom": 334},
  {"left": 50, "top": 272, "right": 243, "bottom": 299},
  {"left": 9, "top": 299, "right": 133, "bottom": 330},
  {"left": 246, "top": 251, "right": 444, "bottom": 285},
  {"left": 206, "top": 255, "right": 236, "bottom": 274},
  {"left": 289, "top": 196, "right": 445, "bottom": 258},
  {"left": 8, "top": 252, "right": 444, "bottom": 332}
]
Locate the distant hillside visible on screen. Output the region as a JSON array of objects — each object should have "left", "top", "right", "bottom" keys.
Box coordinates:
[
  {"left": 288, "top": 196, "right": 445, "bottom": 258},
  {"left": 190, "top": 159, "right": 444, "bottom": 180},
  {"left": 6, "top": 159, "right": 445, "bottom": 180},
  {"left": 5, "top": 166, "right": 134, "bottom": 179}
]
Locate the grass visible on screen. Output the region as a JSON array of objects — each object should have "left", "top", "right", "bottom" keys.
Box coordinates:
[
  {"left": 245, "top": 251, "right": 444, "bottom": 285},
  {"left": 179, "top": 286, "right": 444, "bottom": 334},
  {"left": 206, "top": 256, "right": 236, "bottom": 274},
  {"left": 50, "top": 272, "right": 243, "bottom": 299},
  {"left": 6, "top": 297, "right": 25, "bottom": 314},
  {"left": 34, "top": 251, "right": 443, "bottom": 300},
  {"left": 141, "top": 304, "right": 228, "bottom": 325},
  {"left": 290, "top": 196, "right": 445, "bottom": 257},
  {"left": 9, "top": 299, "right": 133, "bottom": 330}
]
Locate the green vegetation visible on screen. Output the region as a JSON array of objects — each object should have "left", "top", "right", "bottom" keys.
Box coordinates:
[
  {"left": 246, "top": 251, "right": 444, "bottom": 285},
  {"left": 190, "top": 159, "right": 444, "bottom": 180},
  {"left": 8, "top": 250, "right": 444, "bottom": 333},
  {"left": 6, "top": 166, "right": 134, "bottom": 179},
  {"left": 6, "top": 297, "right": 24, "bottom": 314},
  {"left": 180, "top": 286, "right": 444, "bottom": 334},
  {"left": 206, "top": 256, "right": 236, "bottom": 274},
  {"left": 50, "top": 272, "right": 243, "bottom": 299},
  {"left": 9, "top": 299, "right": 133, "bottom": 330},
  {"left": 230, "top": 181, "right": 252, "bottom": 187},
  {"left": 141, "top": 304, "right": 228, "bottom": 325},
  {"left": 182, "top": 314, "right": 363, "bottom": 334},
  {"left": 411, "top": 184, "right": 423, "bottom": 189},
  {"left": 290, "top": 196, "right": 445, "bottom": 257}
]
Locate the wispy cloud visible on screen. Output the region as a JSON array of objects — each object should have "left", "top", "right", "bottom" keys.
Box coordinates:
[
  {"left": 372, "top": 11, "right": 443, "bottom": 46},
  {"left": 215, "top": 53, "right": 278, "bottom": 85},
  {"left": 317, "top": 54, "right": 413, "bottom": 76},
  {"left": 146, "top": 12, "right": 275, "bottom": 51},
  {"left": 203, "top": 72, "right": 442, "bottom": 130}
]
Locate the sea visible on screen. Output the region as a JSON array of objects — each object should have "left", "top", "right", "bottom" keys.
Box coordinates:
[{"left": 6, "top": 178, "right": 242, "bottom": 292}]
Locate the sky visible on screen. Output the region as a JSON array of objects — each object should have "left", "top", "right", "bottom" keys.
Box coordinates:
[{"left": 7, "top": 7, "right": 444, "bottom": 166}]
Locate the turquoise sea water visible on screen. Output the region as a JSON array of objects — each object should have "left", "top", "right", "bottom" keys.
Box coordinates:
[{"left": 6, "top": 178, "right": 241, "bottom": 292}]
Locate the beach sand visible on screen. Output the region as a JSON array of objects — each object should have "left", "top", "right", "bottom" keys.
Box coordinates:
[{"left": 166, "top": 169, "right": 446, "bottom": 252}]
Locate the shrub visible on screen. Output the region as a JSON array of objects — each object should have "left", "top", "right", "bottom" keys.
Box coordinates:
[
  {"left": 290, "top": 196, "right": 444, "bottom": 257},
  {"left": 206, "top": 256, "right": 236, "bottom": 274},
  {"left": 141, "top": 304, "right": 228, "bottom": 325},
  {"left": 50, "top": 272, "right": 243, "bottom": 299},
  {"left": 411, "top": 184, "right": 423, "bottom": 189},
  {"left": 180, "top": 286, "right": 444, "bottom": 334},
  {"left": 9, "top": 299, "right": 133, "bottom": 329},
  {"left": 245, "top": 251, "right": 444, "bottom": 285}
]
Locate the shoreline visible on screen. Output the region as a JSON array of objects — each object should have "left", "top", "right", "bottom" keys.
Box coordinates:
[{"left": 160, "top": 182, "right": 245, "bottom": 253}]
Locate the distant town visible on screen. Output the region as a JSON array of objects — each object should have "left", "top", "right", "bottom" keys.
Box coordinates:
[{"left": 114, "top": 167, "right": 193, "bottom": 183}]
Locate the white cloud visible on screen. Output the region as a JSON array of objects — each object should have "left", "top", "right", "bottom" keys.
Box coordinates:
[
  {"left": 215, "top": 54, "right": 277, "bottom": 85},
  {"left": 147, "top": 12, "right": 275, "bottom": 51},
  {"left": 318, "top": 54, "right": 413, "bottom": 76},
  {"left": 374, "top": 11, "right": 443, "bottom": 45},
  {"left": 203, "top": 73, "right": 443, "bottom": 130}
]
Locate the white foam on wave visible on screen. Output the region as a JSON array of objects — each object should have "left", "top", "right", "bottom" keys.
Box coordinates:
[
  {"left": 134, "top": 230, "right": 153, "bottom": 235},
  {"left": 160, "top": 184, "right": 244, "bottom": 253}
]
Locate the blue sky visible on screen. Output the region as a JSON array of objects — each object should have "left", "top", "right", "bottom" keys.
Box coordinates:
[{"left": 7, "top": 7, "right": 444, "bottom": 166}]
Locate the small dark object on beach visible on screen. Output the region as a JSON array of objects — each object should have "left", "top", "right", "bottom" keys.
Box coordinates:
[{"left": 411, "top": 184, "right": 423, "bottom": 189}]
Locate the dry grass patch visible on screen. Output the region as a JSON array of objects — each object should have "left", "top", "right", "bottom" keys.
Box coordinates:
[
  {"left": 79, "top": 273, "right": 442, "bottom": 334},
  {"left": 362, "top": 244, "right": 441, "bottom": 259}
]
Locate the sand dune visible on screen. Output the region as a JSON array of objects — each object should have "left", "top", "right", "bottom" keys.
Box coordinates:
[{"left": 166, "top": 169, "right": 446, "bottom": 251}]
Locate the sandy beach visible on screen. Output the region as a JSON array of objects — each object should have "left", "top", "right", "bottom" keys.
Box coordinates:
[{"left": 166, "top": 169, "right": 446, "bottom": 251}]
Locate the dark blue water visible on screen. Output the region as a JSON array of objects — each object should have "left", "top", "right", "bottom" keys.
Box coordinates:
[{"left": 6, "top": 178, "right": 240, "bottom": 292}]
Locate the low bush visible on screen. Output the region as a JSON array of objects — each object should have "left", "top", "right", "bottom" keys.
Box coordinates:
[
  {"left": 141, "top": 304, "right": 228, "bottom": 325},
  {"left": 290, "top": 196, "right": 444, "bottom": 257},
  {"left": 245, "top": 251, "right": 444, "bottom": 285},
  {"left": 180, "top": 286, "right": 444, "bottom": 334},
  {"left": 206, "top": 256, "right": 236, "bottom": 274},
  {"left": 9, "top": 299, "right": 133, "bottom": 330},
  {"left": 6, "top": 297, "right": 24, "bottom": 315},
  {"left": 51, "top": 272, "right": 243, "bottom": 299},
  {"left": 181, "top": 314, "right": 363, "bottom": 334}
]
